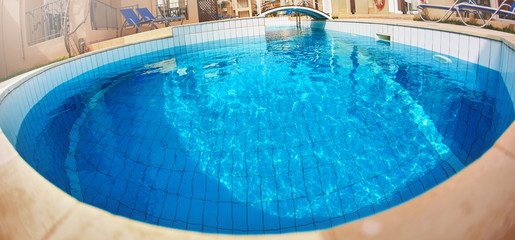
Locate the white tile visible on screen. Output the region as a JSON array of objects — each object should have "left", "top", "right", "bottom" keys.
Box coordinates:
[
  {"left": 213, "top": 22, "right": 219, "bottom": 31},
  {"left": 218, "top": 29, "right": 226, "bottom": 40},
  {"left": 416, "top": 28, "right": 424, "bottom": 48},
  {"left": 164, "top": 38, "right": 171, "bottom": 50},
  {"left": 230, "top": 21, "right": 236, "bottom": 29},
  {"left": 32, "top": 73, "right": 46, "bottom": 101},
  {"left": 432, "top": 31, "right": 441, "bottom": 53},
  {"left": 500, "top": 45, "right": 508, "bottom": 83},
  {"left": 42, "top": 70, "right": 55, "bottom": 92},
  {"left": 177, "top": 26, "right": 184, "bottom": 35},
  {"left": 392, "top": 26, "right": 399, "bottom": 43},
  {"left": 449, "top": 33, "right": 460, "bottom": 58},
  {"left": 380, "top": 24, "right": 387, "bottom": 34},
  {"left": 340, "top": 23, "right": 347, "bottom": 33},
  {"left": 458, "top": 34, "right": 469, "bottom": 61},
  {"left": 479, "top": 39, "right": 493, "bottom": 68},
  {"left": 188, "top": 34, "right": 195, "bottom": 44},
  {"left": 133, "top": 44, "right": 142, "bottom": 56},
  {"left": 387, "top": 25, "right": 393, "bottom": 35},
  {"left": 397, "top": 27, "right": 405, "bottom": 44},
  {"left": 48, "top": 67, "right": 62, "bottom": 91},
  {"left": 424, "top": 29, "right": 433, "bottom": 51},
  {"left": 404, "top": 27, "right": 412, "bottom": 46},
  {"left": 224, "top": 21, "right": 231, "bottom": 29},
  {"left": 468, "top": 36, "right": 480, "bottom": 64},
  {"left": 441, "top": 31, "right": 450, "bottom": 56},
  {"left": 409, "top": 27, "right": 416, "bottom": 46},
  {"left": 158, "top": 39, "right": 166, "bottom": 51},
  {"left": 247, "top": 26, "right": 254, "bottom": 36},
  {"left": 260, "top": 26, "right": 266, "bottom": 35},
  {"left": 185, "top": 26, "right": 192, "bottom": 34},
  {"left": 188, "top": 25, "right": 196, "bottom": 34},
  {"left": 213, "top": 31, "right": 220, "bottom": 40},
  {"left": 489, "top": 40, "right": 502, "bottom": 71}
]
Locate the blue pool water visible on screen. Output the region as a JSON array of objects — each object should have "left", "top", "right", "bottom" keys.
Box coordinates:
[{"left": 16, "top": 27, "right": 514, "bottom": 234}]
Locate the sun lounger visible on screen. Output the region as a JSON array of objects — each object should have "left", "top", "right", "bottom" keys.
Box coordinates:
[
  {"left": 120, "top": 8, "right": 157, "bottom": 36},
  {"left": 417, "top": 0, "right": 467, "bottom": 23},
  {"left": 418, "top": 0, "right": 515, "bottom": 28},
  {"left": 136, "top": 8, "right": 184, "bottom": 25},
  {"left": 455, "top": 0, "right": 515, "bottom": 27}
]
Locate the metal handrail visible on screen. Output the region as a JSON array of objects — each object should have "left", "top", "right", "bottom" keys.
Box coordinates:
[{"left": 260, "top": 0, "right": 323, "bottom": 15}]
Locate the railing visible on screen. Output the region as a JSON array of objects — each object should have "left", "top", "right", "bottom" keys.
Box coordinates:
[
  {"left": 157, "top": 1, "right": 189, "bottom": 20},
  {"left": 120, "top": 4, "right": 139, "bottom": 10},
  {"left": 297, "top": 0, "right": 320, "bottom": 10},
  {"left": 26, "top": 0, "right": 67, "bottom": 45},
  {"left": 90, "top": 0, "right": 118, "bottom": 30},
  {"left": 260, "top": 0, "right": 322, "bottom": 15}
]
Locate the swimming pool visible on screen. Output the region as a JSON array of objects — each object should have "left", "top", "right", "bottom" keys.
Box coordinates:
[{"left": 1, "top": 18, "right": 515, "bottom": 235}]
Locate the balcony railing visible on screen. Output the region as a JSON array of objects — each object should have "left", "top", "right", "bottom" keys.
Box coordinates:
[
  {"left": 157, "top": 1, "right": 189, "bottom": 20},
  {"left": 90, "top": 0, "right": 118, "bottom": 30},
  {"left": 26, "top": 0, "right": 67, "bottom": 45}
]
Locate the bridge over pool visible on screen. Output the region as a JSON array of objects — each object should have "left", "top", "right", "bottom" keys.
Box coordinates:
[{"left": 259, "top": 5, "right": 331, "bottom": 20}]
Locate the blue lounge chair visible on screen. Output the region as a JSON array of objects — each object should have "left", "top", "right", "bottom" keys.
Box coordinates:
[
  {"left": 455, "top": 0, "right": 515, "bottom": 27},
  {"left": 120, "top": 8, "right": 157, "bottom": 36},
  {"left": 136, "top": 8, "right": 184, "bottom": 25}
]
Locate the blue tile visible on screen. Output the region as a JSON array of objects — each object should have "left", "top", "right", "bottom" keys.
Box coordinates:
[
  {"left": 175, "top": 196, "right": 192, "bottom": 222},
  {"left": 173, "top": 221, "right": 187, "bottom": 230},
  {"left": 188, "top": 199, "right": 205, "bottom": 225},
  {"left": 202, "top": 201, "right": 218, "bottom": 227},
  {"left": 420, "top": 173, "right": 437, "bottom": 189},
  {"left": 232, "top": 203, "right": 247, "bottom": 230},
  {"left": 344, "top": 212, "right": 359, "bottom": 223},
  {"left": 296, "top": 223, "right": 316, "bottom": 232},
  {"left": 186, "top": 222, "right": 203, "bottom": 232},
  {"left": 408, "top": 181, "right": 425, "bottom": 196},
  {"left": 217, "top": 202, "right": 233, "bottom": 230},
  {"left": 314, "top": 219, "right": 332, "bottom": 230},
  {"left": 441, "top": 162, "right": 456, "bottom": 177},
  {"left": 357, "top": 205, "right": 375, "bottom": 218},
  {"left": 160, "top": 193, "right": 178, "bottom": 220},
  {"left": 399, "top": 187, "right": 413, "bottom": 201},
  {"left": 130, "top": 210, "right": 146, "bottom": 222}
]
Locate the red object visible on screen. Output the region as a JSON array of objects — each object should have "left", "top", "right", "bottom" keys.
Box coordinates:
[{"left": 375, "top": 0, "right": 385, "bottom": 9}]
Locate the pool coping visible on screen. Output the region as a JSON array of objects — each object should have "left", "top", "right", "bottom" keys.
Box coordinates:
[{"left": 1, "top": 18, "right": 515, "bottom": 239}]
